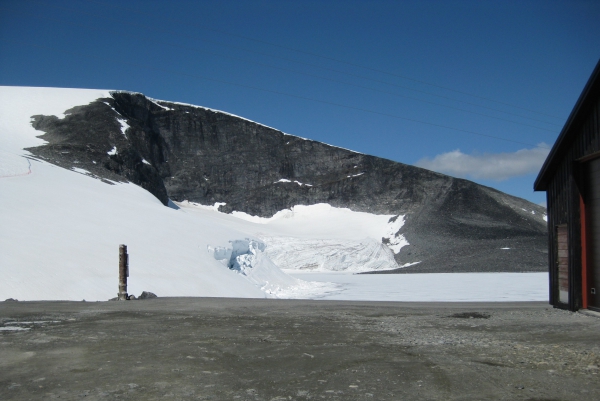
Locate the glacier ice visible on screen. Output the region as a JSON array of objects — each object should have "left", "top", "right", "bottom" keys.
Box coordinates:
[
  {"left": 210, "top": 238, "right": 339, "bottom": 298},
  {"left": 261, "top": 236, "right": 398, "bottom": 272}
]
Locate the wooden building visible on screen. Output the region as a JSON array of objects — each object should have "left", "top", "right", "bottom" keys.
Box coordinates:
[{"left": 534, "top": 59, "right": 600, "bottom": 311}]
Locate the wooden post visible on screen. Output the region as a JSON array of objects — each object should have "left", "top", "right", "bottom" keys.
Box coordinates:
[{"left": 118, "top": 244, "right": 128, "bottom": 300}]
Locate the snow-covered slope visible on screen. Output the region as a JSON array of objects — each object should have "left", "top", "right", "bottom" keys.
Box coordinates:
[{"left": 0, "top": 86, "right": 404, "bottom": 301}]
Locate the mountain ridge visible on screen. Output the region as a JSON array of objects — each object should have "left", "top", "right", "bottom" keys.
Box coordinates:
[{"left": 25, "top": 89, "right": 548, "bottom": 272}]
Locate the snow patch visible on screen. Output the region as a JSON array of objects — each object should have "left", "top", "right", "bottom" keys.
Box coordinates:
[
  {"left": 178, "top": 200, "right": 226, "bottom": 212},
  {"left": 0, "top": 326, "right": 30, "bottom": 331},
  {"left": 382, "top": 215, "right": 408, "bottom": 254},
  {"left": 543, "top": 215, "right": 548, "bottom": 222},
  {"left": 141, "top": 159, "right": 151, "bottom": 165},
  {"left": 274, "top": 178, "right": 313, "bottom": 187},
  {"left": 347, "top": 172, "right": 365, "bottom": 178},
  {"left": 117, "top": 118, "right": 129, "bottom": 136},
  {"left": 399, "top": 261, "right": 421, "bottom": 268},
  {"left": 71, "top": 167, "right": 90, "bottom": 175},
  {"left": 150, "top": 99, "right": 173, "bottom": 110},
  {"left": 5, "top": 320, "right": 60, "bottom": 325},
  {"left": 107, "top": 146, "right": 117, "bottom": 156}
]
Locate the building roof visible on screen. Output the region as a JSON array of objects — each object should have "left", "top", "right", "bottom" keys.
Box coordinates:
[{"left": 534, "top": 59, "right": 600, "bottom": 191}]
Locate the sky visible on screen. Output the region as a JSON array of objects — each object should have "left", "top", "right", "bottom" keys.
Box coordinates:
[{"left": 1, "top": 0, "right": 599, "bottom": 205}]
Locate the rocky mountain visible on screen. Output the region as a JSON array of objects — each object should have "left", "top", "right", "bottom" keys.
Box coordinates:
[{"left": 27, "top": 90, "right": 548, "bottom": 273}]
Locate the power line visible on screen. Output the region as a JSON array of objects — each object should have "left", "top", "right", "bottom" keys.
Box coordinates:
[
  {"left": 0, "top": 38, "right": 552, "bottom": 150},
  {"left": 25, "top": 0, "right": 562, "bottom": 128},
  {"left": 6, "top": 5, "right": 558, "bottom": 134},
  {"left": 82, "top": 0, "right": 564, "bottom": 121}
]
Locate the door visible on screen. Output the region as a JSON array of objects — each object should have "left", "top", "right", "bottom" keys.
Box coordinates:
[
  {"left": 586, "top": 157, "right": 600, "bottom": 310},
  {"left": 557, "top": 225, "right": 569, "bottom": 304}
]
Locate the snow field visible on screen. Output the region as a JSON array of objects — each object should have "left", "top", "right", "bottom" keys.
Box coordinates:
[
  {"left": 0, "top": 159, "right": 268, "bottom": 300},
  {"left": 287, "top": 272, "right": 548, "bottom": 302}
]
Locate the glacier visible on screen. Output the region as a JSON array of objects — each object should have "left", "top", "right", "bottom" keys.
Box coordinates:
[{"left": 261, "top": 237, "right": 397, "bottom": 272}]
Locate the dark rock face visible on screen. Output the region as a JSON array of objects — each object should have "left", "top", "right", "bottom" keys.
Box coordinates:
[
  {"left": 30, "top": 98, "right": 168, "bottom": 204},
  {"left": 27, "top": 91, "right": 548, "bottom": 272}
]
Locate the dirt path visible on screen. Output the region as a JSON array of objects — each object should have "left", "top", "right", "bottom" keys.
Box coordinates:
[{"left": 1, "top": 298, "right": 599, "bottom": 400}]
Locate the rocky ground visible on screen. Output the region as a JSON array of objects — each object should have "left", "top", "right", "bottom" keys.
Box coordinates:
[{"left": 1, "top": 298, "right": 599, "bottom": 400}]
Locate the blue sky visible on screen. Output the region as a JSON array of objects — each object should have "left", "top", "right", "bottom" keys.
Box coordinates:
[{"left": 1, "top": 0, "right": 599, "bottom": 205}]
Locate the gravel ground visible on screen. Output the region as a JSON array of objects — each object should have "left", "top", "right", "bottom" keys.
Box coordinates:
[{"left": 1, "top": 298, "right": 599, "bottom": 400}]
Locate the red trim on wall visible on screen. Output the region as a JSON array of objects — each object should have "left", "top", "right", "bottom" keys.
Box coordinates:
[{"left": 581, "top": 195, "right": 588, "bottom": 309}]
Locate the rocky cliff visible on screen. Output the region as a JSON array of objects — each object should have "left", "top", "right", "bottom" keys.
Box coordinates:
[{"left": 27, "top": 91, "right": 548, "bottom": 272}]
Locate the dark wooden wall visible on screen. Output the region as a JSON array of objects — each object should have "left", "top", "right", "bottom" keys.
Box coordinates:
[{"left": 546, "top": 97, "right": 600, "bottom": 310}]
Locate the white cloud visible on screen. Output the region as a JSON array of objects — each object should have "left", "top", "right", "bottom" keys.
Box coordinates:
[{"left": 415, "top": 144, "right": 550, "bottom": 181}]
